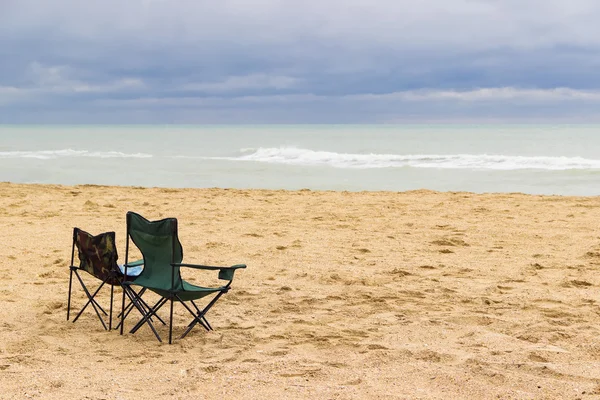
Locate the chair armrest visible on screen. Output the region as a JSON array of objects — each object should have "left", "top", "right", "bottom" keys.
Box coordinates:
[
  {"left": 119, "top": 259, "right": 144, "bottom": 277},
  {"left": 125, "top": 259, "right": 144, "bottom": 267},
  {"left": 172, "top": 263, "right": 247, "bottom": 281}
]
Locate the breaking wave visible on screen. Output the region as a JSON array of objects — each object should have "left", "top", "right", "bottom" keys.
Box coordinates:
[
  {"left": 209, "top": 147, "right": 600, "bottom": 170},
  {"left": 0, "top": 149, "right": 153, "bottom": 160}
]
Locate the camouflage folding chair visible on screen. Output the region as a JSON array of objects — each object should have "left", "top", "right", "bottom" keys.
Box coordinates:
[{"left": 67, "top": 227, "right": 144, "bottom": 330}]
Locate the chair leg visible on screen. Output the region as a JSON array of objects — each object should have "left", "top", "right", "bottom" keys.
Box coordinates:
[
  {"left": 73, "top": 280, "right": 108, "bottom": 318},
  {"left": 115, "top": 295, "right": 144, "bottom": 331},
  {"left": 109, "top": 284, "right": 114, "bottom": 330},
  {"left": 67, "top": 269, "right": 73, "bottom": 321},
  {"left": 116, "top": 288, "right": 166, "bottom": 331},
  {"left": 125, "top": 288, "right": 163, "bottom": 342},
  {"left": 116, "top": 287, "right": 142, "bottom": 330},
  {"left": 131, "top": 289, "right": 167, "bottom": 326},
  {"left": 203, "top": 316, "right": 212, "bottom": 331},
  {"left": 117, "top": 287, "right": 143, "bottom": 320},
  {"left": 120, "top": 283, "right": 126, "bottom": 335},
  {"left": 180, "top": 291, "right": 226, "bottom": 339},
  {"left": 115, "top": 300, "right": 133, "bottom": 330},
  {"left": 169, "top": 297, "right": 174, "bottom": 345},
  {"left": 129, "top": 296, "right": 168, "bottom": 334},
  {"left": 72, "top": 272, "right": 109, "bottom": 316},
  {"left": 72, "top": 271, "right": 109, "bottom": 330},
  {"left": 190, "top": 300, "right": 212, "bottom": 331}
]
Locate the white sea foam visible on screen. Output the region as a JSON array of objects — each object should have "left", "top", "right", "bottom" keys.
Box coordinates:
[
  {"left": 0, "top": 149, "right": 153, "bottom": 159},
  {"left": 1, "top": 125, "right": 599, "bottom": 195},
  {"left": 213, "top": 147, "right": 600, "bottom": 170}
]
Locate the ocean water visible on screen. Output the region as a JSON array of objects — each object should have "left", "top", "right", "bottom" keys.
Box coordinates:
[{"left": 0, "top": 125, "right": 599, "bottom": 196}]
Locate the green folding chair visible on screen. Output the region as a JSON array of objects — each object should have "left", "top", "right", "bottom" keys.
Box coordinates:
[
  {"left": 67, "top": 228, "right": 143, "bottom": 330},
  {"left": 120, "top": 211, "right": 246, "bottom": 344}
]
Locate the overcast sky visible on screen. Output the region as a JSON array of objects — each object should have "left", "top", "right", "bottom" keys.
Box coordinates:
[{"left": 1, "top": 0, "right": 600, "bottom": 123}]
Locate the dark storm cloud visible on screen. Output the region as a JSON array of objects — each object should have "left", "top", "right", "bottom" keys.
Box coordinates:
[{"left": 1, "top": 0, "right": 600, "bottom": 122}]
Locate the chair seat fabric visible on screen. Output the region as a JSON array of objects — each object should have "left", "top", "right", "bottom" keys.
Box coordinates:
[{"left": 130, "top": 275, "right": 226, "bottom": 302}]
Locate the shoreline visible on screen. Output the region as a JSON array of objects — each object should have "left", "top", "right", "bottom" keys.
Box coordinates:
[
  {"left": 1, "top": 180, "right": 594, "bottom": 198},
  {"left": 1, "top": 182, "right": 600, "bottom": 398}
]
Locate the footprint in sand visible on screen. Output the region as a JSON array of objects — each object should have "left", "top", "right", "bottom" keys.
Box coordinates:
[{"left": 431, "top": 238, "right": 470, "bottom": 247}]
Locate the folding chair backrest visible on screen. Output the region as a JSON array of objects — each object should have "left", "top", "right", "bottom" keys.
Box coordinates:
[
  {"left": 126, "top": 212, "right": 184, "bottom": 291},
  {"left": 73, "top": 228, "right": 120, "bottom": 286}
]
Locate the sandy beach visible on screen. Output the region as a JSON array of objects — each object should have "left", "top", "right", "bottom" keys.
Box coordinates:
[{"left": 1, "top": 182, "right": 600, "bottom": 399}]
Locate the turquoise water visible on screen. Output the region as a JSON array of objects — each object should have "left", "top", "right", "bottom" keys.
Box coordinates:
[{"left": 1, "top": 125, "right": 599, "bottom": 195}]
